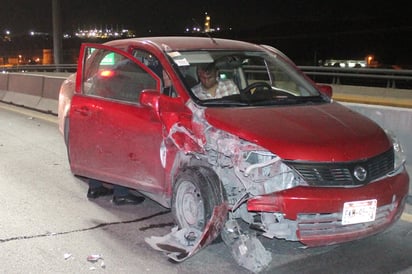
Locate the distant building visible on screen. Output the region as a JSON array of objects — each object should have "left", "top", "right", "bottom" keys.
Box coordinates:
[
  {"left": 323, "top": 59, "right": 367, "bottom": 68},
  {"left": 322, "top": 55, "right": 377, "bottom": 68},
  {"left": 185, "top": 13, "right": 222, "bottom": 34},
  {"left": 204, "top": 14, "right": 211, "bottom": 33},
  {"left": 71, "top": 26, "right": 136, "bottom": 39}
]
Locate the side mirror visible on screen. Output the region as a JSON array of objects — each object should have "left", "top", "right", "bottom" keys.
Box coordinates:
[
  {"left": 140, "top": 90, "right": 160, "bottom": 110},
  {"left": 317, "top": 84, "right": 333, "bottom": 98}
]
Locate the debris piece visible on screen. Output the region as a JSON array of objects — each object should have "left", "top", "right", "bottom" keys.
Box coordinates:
[
  {"left": 230, "top": 234, "right": 272, "bottom": 273},
  {"left": 87, "top": 254, "right": 103, "bottom": 262},
  {"left": 145, "top": 203, "right": 228, "bottom": 262},
  {"left": 184, "top": 231, "right": 197, "bottom": 246},
  {"left": 221, "top": 219, "right": 241, "bottom": 246},
  {"left": 87, "top": 254, "right": 106, "bottom": 270},
  {"left": 63, "top": 253, "right": 72, "bottom": 260},
  {"left": 221, "top": 219, "right": 271, "bottom": 273}
]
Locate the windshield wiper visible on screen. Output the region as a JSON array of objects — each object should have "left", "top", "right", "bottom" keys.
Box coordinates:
[
  {"left": 249, "top": 95, "right": 325, "bottom": 106},
  {"left": 201, "top": 99, "right": 249, "bottom": 106},
  {"left": 199, "top": 94, "right": 250, "bottom": 106}
]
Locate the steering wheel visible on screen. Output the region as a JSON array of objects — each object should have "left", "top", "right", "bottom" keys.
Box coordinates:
[{"left": 241, "top": 82, "right": 272, "bottom": 95}]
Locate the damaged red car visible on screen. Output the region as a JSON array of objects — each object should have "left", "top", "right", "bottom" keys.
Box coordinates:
[{"left": 58, "top": 37, "right": 409, "bottom": 257}]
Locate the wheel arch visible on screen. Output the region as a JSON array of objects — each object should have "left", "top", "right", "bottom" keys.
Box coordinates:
[{"left": 171, "top": 165, "right": 227, "bottom": 230}]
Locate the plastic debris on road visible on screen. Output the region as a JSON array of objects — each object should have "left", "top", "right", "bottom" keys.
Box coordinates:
[
  {"left": 63, "top": 253, "right": 72, "bottom": 260},
  {"left": 87, "top": 254, "right": 106, "bottom": 269},
  {"left": 87, "top": 254, "right": 103, "bottom": 262},
  {"left": 221, "top": 219, "right": 272, "bottom": 273}
]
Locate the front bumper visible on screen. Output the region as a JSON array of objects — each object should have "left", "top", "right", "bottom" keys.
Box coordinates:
[{"left": 247, "top": 169, "right": 409, "bottom": 246}]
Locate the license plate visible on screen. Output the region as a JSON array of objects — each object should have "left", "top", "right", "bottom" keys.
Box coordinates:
[{"left": 342, "top": 199, "right": 377, "bottom": 225}]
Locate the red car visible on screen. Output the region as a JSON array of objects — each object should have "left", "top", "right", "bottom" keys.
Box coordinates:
[{"left": 58, "top": 37, "right": 409, "bottom": 257}]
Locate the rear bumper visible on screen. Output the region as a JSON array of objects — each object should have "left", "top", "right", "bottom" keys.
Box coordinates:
[{"left": 247, "top": 169, "right": 409, "bottom": 246}]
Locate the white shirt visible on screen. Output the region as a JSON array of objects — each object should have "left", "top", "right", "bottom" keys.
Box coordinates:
[{"left": 192, "top": 80, "right": 239, "bottom": 100}]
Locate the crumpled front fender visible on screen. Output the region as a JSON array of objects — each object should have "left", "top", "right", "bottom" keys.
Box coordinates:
[{"left": 145, "top": 203, "right": 228, "bottom": 262}]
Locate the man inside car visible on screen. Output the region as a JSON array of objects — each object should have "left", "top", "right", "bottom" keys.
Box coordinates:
[{"left": 191, "top": 63, "right": 239, "bottom": 99}]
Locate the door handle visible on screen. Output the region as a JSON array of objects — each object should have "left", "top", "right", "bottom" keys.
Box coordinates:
[{"left": 74, "top": 106, "right": 91, "bottom": 116}]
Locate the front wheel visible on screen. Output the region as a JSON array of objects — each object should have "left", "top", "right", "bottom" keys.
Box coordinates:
[{"left": 172, "top": 166, "right": 226, "bottom": 231}]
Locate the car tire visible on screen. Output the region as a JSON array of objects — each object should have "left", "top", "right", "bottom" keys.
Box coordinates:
[
  {"left": 63, "top": 115, "right": 70, "bottom": 147},
  {"left": 172, "top": 166, "right": 226, "bottom": 231},
  {"left": 63, "top": 115, "right": 71, "bottom": 164}
]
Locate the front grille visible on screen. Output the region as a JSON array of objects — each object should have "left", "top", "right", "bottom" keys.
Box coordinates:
[{"left": 285, "top": 148, "right": 394, "bottom": 186}]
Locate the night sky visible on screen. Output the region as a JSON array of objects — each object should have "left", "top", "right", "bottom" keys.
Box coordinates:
[
  {"left": 1, "top": 1, "right": 411, "bottom": 65},
  {"left": 0, "top": 1, "right": 408, "bottom": 34}
]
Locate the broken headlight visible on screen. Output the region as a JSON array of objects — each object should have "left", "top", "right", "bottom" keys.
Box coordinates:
[
  {"left": 386, "top": 131, "right": 406, "bottom": 173},
  {"left": 237, "top": 148, "right": 307, "bottom": 193}
]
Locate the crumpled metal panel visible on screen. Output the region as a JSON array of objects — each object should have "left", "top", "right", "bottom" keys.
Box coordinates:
[{"left": 145, "top": 203, "right": 228, "bottom": 262}]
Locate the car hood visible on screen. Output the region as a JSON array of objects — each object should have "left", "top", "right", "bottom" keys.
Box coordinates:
[{"left": 204, "top": 102, "right": 391, "bottom": 162}]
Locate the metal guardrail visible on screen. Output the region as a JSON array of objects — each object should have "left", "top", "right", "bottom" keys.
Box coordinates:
[
  {"left": 0, "top": 64, "right": 77, "bottom": 73},
  {"left": 300, "top": 66, "right": 412, "bottom": 89},
  {"left": 2, "top": 64, "right": 412, "bottom": 90}
]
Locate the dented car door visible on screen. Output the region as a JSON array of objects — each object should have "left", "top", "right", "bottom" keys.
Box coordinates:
[{"left": 68, "top": 44, "right": 166, "bottom": 193}]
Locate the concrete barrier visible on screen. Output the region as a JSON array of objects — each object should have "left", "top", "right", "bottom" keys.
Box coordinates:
[
  {"left": 332, "top": 84, "right": 412, "bottom": 108},
  {"left": 0, "top": 73, "right": 66, "bottom": 114},
  {"left": 3, "top": 74, "right": 43, "bottom": 110},
  {"left": 0, "top": 73, "right": 8, "bottom": 100},
  {"left": 37, "top": 76, "right": 66, "bottom": 113}
]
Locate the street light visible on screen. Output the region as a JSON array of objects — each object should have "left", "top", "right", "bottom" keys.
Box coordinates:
[{"left": 366, "top": 55, "right": 374, "bottom": 66}]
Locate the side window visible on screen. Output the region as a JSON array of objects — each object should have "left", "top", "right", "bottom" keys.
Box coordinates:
[
  {"left": 82, "top": 47, "right": 157, "bottom": 103},
  {"left": 133, "top": 49, "right": 178, "bottom": 97}
]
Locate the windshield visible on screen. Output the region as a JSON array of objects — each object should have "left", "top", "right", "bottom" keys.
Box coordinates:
[{"left": 168, "top": 50, "right": 326, "bottom": 106}]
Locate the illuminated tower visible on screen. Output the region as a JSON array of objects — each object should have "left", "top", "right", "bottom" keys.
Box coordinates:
[{"left": 204, "top": 13, "right": 211, "bottom": 33}]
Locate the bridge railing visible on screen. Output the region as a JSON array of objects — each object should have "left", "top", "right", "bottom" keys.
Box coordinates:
[
  {"left": 2, "top": 64, "right": 412, "bottom": 90},
  {"left": 300, "top": 66, "right": 412, "bottom": 89},
  {"left": 0, "top": 64, "right": 77, "bottom": 73}
]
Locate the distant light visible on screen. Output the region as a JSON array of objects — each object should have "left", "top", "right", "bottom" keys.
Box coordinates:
[
  {"left": 30, "top": 31, "right": 35, "bottom": 36},
  {"left": 366, "top": 55, "right": 374, "bottom": 66}
]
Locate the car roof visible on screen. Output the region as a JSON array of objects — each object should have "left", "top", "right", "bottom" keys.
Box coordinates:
[{"left": 103, "top": 36, "right": 266, "bottom": 52}]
